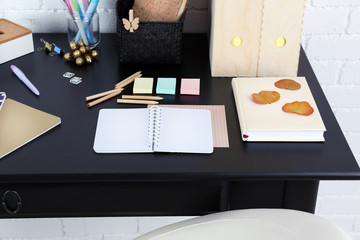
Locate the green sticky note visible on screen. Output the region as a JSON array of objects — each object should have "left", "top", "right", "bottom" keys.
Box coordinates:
[
  {"left": 156, "top": 78, "right": 176, "bottom": 95},
  {"left": 133, "top": 78, "right": 154, "bottom": 94}
]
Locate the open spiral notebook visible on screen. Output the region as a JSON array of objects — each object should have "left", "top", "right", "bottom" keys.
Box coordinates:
[{"left": 93, "top": 107, "right": 213, "bottom": 154}]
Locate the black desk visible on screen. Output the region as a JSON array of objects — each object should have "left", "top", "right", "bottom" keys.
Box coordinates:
[{"left": 1, "top": 34, "right": 359, "bottom": 218}]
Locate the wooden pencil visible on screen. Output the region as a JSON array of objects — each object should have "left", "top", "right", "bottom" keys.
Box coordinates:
[
  {"left": 87, "top": 89, "right": 122, "bottom": 108},
  {"left": 122, "top": 95, "right": 163, "bottom": 100},
  {"left": 85, "top": 89, "right": 122, "bottom": 102},
  {"left": 115, "top": 73, "right": 142, "bottom": 89},
  {"left": 117, "top": 99, "right": 159, "bottom": 105},
  {"left": 115, "top": 71, "right": 142, "bottom": 88}
]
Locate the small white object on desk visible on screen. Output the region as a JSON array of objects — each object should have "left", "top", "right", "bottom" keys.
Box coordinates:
[{"left": 0, "top": 19, "right": 34, "bottom": 64}]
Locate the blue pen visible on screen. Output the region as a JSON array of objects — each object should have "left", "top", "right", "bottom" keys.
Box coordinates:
[
  {"left": 75, "top": 0, "right": 99, "bottom": 44},
  {"left": 72, "top": 0, "right": 93, "bottom": 43},
  {"left": 69, "top": 0, "right": 89, "bottom": 45}
]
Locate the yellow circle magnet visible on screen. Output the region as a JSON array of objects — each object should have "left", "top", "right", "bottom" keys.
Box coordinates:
[
  {"left": 231, "top": 36, "right": 242, "bottom": 47},
  {"left": 275, "top": 37, "right": 286, "bottom": 48}
]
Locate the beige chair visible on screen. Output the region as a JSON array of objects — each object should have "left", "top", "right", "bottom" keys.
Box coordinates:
[{"left": 135, "top": 209, "right": 352, "bottom": 240}]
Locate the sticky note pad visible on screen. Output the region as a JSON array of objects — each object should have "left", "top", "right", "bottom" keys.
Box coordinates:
[
  {"left": 156, "top": 78, "right": 176, "bottom": 95},
  {"left": 180, "top": 78, "right": 200, "bottom": 95},
  {"left": 133, "top": 78, "right": 154, "bottom": 94}
]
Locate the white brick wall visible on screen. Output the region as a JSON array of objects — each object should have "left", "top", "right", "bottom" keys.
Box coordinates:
[{"left": 0, "top": 0, "right": 359, "bottom": 239}]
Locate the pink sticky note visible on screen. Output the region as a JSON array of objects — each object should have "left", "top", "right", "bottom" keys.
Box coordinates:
[{"left": 180, "top": 78, "right": 200, "bottom": 95}]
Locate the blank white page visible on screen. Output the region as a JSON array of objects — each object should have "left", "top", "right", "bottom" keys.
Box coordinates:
[
  {"left": 93, "top": 109, "right": 153, "bottom": 153},
  {"left": 154, "top": 108, "right": 213, "bottom": 154}
]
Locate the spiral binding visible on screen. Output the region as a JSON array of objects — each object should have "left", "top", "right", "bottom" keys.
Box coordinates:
[{"left": 147, "top": 106, "right": 162, "bottom": 149}]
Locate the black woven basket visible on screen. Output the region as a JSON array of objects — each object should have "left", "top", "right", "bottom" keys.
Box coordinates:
[{"left": 116, "top": 0, "right": 184, "bottom": 64}]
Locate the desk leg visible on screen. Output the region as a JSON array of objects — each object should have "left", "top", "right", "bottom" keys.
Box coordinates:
[
  {"left": 227, "top": 180, "right": 319, "bottom": 214},
  {"left": 283, "top": 180, "right": 319, "bottom": 213}
]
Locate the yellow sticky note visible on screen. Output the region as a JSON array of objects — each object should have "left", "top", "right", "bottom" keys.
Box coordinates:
[{"left": 133, "top": 78, "right": 154, "bottom": 94}]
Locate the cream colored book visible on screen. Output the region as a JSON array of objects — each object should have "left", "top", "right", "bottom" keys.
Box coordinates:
[
  {"left": 232, "top": 77, "right": 326, "bottom": 142},
  {"left": 0, "top": 99, "right": 61, "bottom": 159},
  {"left": 0, "top": 19, "right": 34, "bottom": 64}
]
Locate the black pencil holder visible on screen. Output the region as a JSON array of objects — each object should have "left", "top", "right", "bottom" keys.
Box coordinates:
[{"left": 116, "top": 0, "right": 184, "bottom": 64}]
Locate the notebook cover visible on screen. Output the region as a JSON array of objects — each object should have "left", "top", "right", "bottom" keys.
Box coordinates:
[
  {"left": 0, "top": 99, "right": 61, "bottom": 159},
  {"left": 232, "top": 77, "right": 326, "bottom": 142}
]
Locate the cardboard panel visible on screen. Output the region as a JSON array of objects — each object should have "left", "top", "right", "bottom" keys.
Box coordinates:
[
  {"left": 257, "top": 0, "right": 306, "bottom": 77},
  {"left": 210, "top": 0, "right": 263, "bottom": 77}
]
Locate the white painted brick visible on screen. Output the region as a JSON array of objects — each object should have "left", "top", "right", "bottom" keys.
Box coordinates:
[
  {"left": 84, "top": 217, "right": 137, "bottom": 234},
  {"left": 0, "top": 237, "right": 103, "bottom": 240},
  {"left": 98, "top": 0, "right": 116, "bottom": 10},
  {"left": 349, "top": 8, "right": 360, "bottom": 34},
  {"left": 309, "top": 61, "right": 340, "bottom": 85},
  {"left": 1, "top": 11, "right": 68, "bottom": 33},
  {"left": 356, "top": 154, "right": 360, "bottom": 166},
  {"left": 303, "top": 8, "right": 348, "bottom": 35},
  {"left": 317, "top": 197, "right": 360, "bottom": 214},
  {"left": 0, "top": 0, "right": 41, "bottom": 10},
  {"left": 138, "top": 216, "right": 195, "bottom": 234},
  {"left": 334, "top": 109, "right": 360, "bottom": 132},
  {"left": 32, "top": 11, "right": 68, "bottom": 33},
  {"left": 314, "top": 215, "right": 354, "bottom": 232},
  {"left": 98, "top": 10, "right": 117, "bottom": 33},
  {"left": 42, "top": 1, "right": 67, "bottom": 10},
  {"left": 343, "top": 133, "right": 360, "bottom": 156},
  {"left": 352, "top": 234, "right": 360, "bottom": 240},
  {"left": 0, "top": 12, "right": 34, "bottom": 30},
  {"left": 318, "top": 181, "right": 360, "bottom": 195},
  {"left": 62, "top": 218, "right": 86, "bottom": 237},
  {"left": 340, "top": 62, "right": 360, "bottom": 85},
  {"left": 355, "top": 216, "right": 360, "bottom": 231},
  {"left": 305, "top": 36, "right": 360, "bottom": 61},
  {"left": 104, "top": 233, "right": 140, "bottom": 240},
  {"left": 312, "top": 0, "right": 360, "bottom": 7},
  {"left": 0, "top": 218, "right": 63, "bottom": 238},
  {"left": 322, "top": 86, "right": 360, "bottom": 108}
]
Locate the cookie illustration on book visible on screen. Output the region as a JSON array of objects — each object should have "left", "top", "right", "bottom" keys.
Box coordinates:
[
  {"left": 252, "top": 91, "right": 280, "bottom": 104},
  {"left": 282, "top": 101, "right": 314, "bottom": 116},
  {"left": 275, "top": 79, "right": 301, "bottom": 90}
]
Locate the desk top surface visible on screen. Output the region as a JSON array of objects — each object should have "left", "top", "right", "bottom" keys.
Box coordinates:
[{"left": 1, "top": 33, "right": 359, "bottom": 182}]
